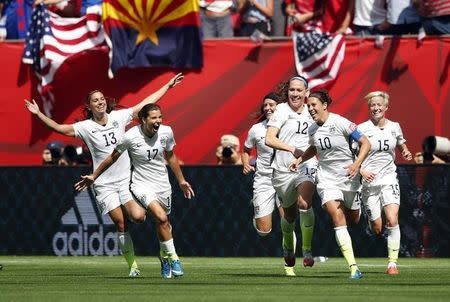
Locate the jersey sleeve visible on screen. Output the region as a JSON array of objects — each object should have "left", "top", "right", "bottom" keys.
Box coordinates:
[
  {"left": 72, "top": 121, "right": 86, "bottom": 139},
  {"left": 244, "top": 126, "right": 256, "bottom": 149},
  {"left": 165, "top": 127, "right": 176, "bottom": 152},
  {"left": 115, "top": 108, "right": 133, "bottom": 126},
  {"left": 395, "top": 122, "right": 406, "bottom": 145},
  {"left": 115, "top": 132, "right": 131, "bottom": 154},
  {"left": 267, "top": 106, "right": 286, "bottom": 130}
]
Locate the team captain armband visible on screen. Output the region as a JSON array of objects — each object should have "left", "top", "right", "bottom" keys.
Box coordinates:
[{"left": 349, "top": 127, "right": 363, "bottom": 142}]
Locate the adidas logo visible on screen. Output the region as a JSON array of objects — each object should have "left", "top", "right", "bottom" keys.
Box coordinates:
[{"left": 52, "top": 189, "right": 120, "bottom": 256}]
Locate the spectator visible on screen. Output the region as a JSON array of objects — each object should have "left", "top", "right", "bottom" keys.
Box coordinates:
[
  {"left": 384, "top": 0, "right": 421, "bottom": 35},
  {"left": 237, "top": 0, "right": 274, "bottom": 36},
  {"left": 47, "top": 140, "right": 64, "bottom": 164},
  {"left": 319, "top": 0, "right": 354, "bottom": 34},
  {"left": 352, "top": 0, "right": 388, "bottom": 36},
  {"left": 414, "top": 136, "right": 450, "bottom": 164},
  {"left": 0, "top": 0, "right": 33, "bottom": 40},
  {"left": 199, "top": 0, "right": 235, "bottom": 38},
  {"left": 216, "top": 134, "right": 243, "bottom": 165},
  {"left": 42, "top": 148, "right": 54, "bottom": 165},
  {"left": 33, "top": 0, "right": 99, "bottom": 16},
  {"left": 284, "top": 0, "right": 322, "bottom": 35},
  {"left": 414, "top": 0, "right": 450, "bottom": 35},
  {"left": 271, "top": 0, "right": 287, "bottom": 36}
]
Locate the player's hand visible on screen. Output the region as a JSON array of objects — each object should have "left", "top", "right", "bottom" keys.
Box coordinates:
[
  {"left": 25, "top": 99, "right": 40, "bottom": 115},
  {"left": 402, "top": 149, "right": 412, "bottom": 161},
  {"left": 243, "top": 163, "right": 255, "bottom": 175},
  {"left": 179, "top": 180, "right": 194, "bottom": 199},
  {"left": 74, "top": 175, "right": 95, "bottom": 192},
  {"left": 345, "top": 162, "right": 360, "bottom": 179},
  {"left": 360, "top": 169, "right": 376, "bottom": 183},
  {"left": 288, "top": 157, "right": 302, "bottom": 172},
  {"left": 168, "top": 73, "right": 184, "bottom": 89}
]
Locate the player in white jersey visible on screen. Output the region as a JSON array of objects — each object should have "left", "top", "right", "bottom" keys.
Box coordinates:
[
  {"left": 25, "top": 73, "right": 184, "bottom": 277},
  {"left": 242, "top": 92, "right": 283, "bottom": 237},
  {"left": 289, "top": 90, "right": 371, "bottom": 279},
  {"left": 265, "top": 76, "right": 317, "bottom": 276},
  {"left": 75, "top": 103, "right": 194, "bottom": 279},
  {"left": 358, "top": 91, "right": 412, "bottom": 275}
]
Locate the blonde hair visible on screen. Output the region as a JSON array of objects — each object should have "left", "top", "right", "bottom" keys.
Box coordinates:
[{"left": 364, "top": 91, "right": 389, "bottom": 106}]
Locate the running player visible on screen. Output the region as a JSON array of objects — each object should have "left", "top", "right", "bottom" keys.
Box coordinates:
[
  {"left": 358, "top": 91, "right": 412, "bottom": 275},
  {"left": 265, "top": 76, "right": 317, "bottom": 276},
  {"left": 242, "top": 92, "right": 283, "bottom": 237},
  {"left": 290, "top": 90, "right": 371, "bottom": 279}
]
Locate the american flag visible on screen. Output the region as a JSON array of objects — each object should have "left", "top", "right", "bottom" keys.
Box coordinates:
[
  {"left": 292, "top": 31, "right": 346, "bottom": 89},
  {"left": 22, "top": 4, "right": 105, "bottom": 116}
]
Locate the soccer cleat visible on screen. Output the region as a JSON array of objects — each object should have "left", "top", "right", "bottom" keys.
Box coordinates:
[
  {"left": 303, "top": 251, "right": 314, "bottom": 267},
  {"left": 283, "top": 249, "right": 296, "bottom": 267},
  {"left": 171, "top": 260, "right": 184, "bottom": 277},
  {"left": 350, "top": 265, "right": 363, "bottom": 279},
  {"left": 128, "top": 267, "right": 140, "bottom": 278},
  {"left": 284, "top": 266, "right": 296, "bottom": 277},
  {"left": 386, "top": 266, "right": 399, "bottom": 275},
  {"left": 159, "top": 257, "right": 172, "bottom": 279}
]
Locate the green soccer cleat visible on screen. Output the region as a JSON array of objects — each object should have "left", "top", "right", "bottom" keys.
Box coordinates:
[{"left": 128, "top": 267, "right": 140, "bottom": 278}]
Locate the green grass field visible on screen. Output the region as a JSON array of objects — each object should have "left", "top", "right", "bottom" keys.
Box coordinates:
[{"left": 1, "top": 257, "right": 449, "bottom": 302}]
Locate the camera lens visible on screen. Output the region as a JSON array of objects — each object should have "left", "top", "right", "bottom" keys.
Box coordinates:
[{"left": 222, "top": 146, "right": 233, "bottom": 158}]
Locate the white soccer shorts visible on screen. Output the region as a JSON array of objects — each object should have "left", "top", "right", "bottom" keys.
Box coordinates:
[
  {"left": 92, "top": 178, "right": 134, "bottom": 215},
  {"left": 130, "top": 184, "right": 172, "bottom": 214},
  {"left": 362, "top": 182, "right": 400, "bottom": 221},
  {"left": 317, "top": 187, "right": 361, "bottom": 210}
]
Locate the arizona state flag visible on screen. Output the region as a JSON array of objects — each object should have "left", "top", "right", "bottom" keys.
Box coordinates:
[{"left": 103, "top": 0, "right": 203, "bottom": 77}]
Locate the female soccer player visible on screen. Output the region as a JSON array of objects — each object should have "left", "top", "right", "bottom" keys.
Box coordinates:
[
  {"left": 25, "top": 73, "right": 183, "bottom": 277},
  {"left": 358, "top": 91, "right": 412, "bottom": 275},
  {"left": 290, "top": 90, "right": 371, "bottom": 279},
  {"left": 265, "top": 76, "right": 317, "bottom": 276},
  {"left": 75, "top": 103, "right": 194, "bottom": 279},
  {"left": 242, "top": 92, "right": 283, "bottom": 237}
]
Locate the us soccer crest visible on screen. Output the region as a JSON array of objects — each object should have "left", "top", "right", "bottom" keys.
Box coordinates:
[
  {"left": 329, "top": 125, "right": 336, "bottom": 133},
  {"left": 112, "top": 121, "right": 119, "bottom": 128},
  {"left": 160, "top": 136, "right": 168, "bottom": 146}
]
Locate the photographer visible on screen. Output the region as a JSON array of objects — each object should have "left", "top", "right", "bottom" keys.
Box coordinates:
[
  {"left": 216, "top": 134, "right": 243, "bottom": 165},
  {"left": 414, "top": 136, "right": 450, "bottom": 164}
]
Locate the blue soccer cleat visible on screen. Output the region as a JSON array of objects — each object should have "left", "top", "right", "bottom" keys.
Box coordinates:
[
  {"left": 350, "top": 266, "right": 363, "bottom": 279},
  {"left": 159, "top": 257, "right": 172, "bottom": 279},
  {"left": 171, "top": 259, "right": 184, "bottom": 277}
]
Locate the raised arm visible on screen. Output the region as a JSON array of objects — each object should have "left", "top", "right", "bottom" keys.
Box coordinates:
[
  {"left": 165, "top": 150, "right": 194, "bottom": 199},
  {"left": 74, "top": 149, "right": 122, "bottom": 191},
  {"left": 25, "top": 99, "right": 75, "bottom": 137},
  {"left": 131, "top": 73, "right": 184, "bottom": 118}
]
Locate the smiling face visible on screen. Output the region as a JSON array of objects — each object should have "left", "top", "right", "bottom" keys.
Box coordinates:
[
  {"left": 263, "top": 98, "right": 278, "bottom": 119},
  {"left": 142, "top": 109, "right": 162, "bottom": 136},
  {"left": 307, "top": 96, "right": 328, "bottom": 124},
  {"left": 368, "top": 96, "right": 388, "bottom": 122},
  {"left": 87, "top": 91, "right": 107, "bottom": 117},
  {"left": 287, "top": 79, "right": 308, "bottom": 112}
]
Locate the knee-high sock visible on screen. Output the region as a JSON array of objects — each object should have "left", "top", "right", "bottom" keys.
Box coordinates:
[
  {"left": 299, "top": 208, "right": 315, "bottom": 252},
  {"left": 281, "top": 217, "right": 296, "bottom": 252},
  {"left": 118, "top": 232, "right": 137, "bottom": 269},
  {"left": 386, "top": 225, "right": 400, "bottom": 263},
  {"left": 334, "top": 226, "right": 356, "bottom": 267},
  {"left": 160, "top": 239, "right": 179, "bottom": 261}
]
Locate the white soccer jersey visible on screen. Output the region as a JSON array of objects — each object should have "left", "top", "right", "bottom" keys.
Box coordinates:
[
  {"left": 267, "top": 102, "right": 315, "bottom": 172},
  {"left": 358, "top": 119, "right": 406, "bottom": 186},
  {"left": 73, "top": 109, "right": 133, "bottom": 185},
  {"left": 115, "top": 124, "right": 175, "bottom": 194},
  {"left": 244, "top": 120, "right": 274, "bottom": 190},
  {"left": 308, "top": 113, "right": 360, "bottom": 191}
]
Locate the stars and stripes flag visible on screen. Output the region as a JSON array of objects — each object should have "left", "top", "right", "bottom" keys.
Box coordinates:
[
  {"left": 22, "top": 4, "right": 105, "bottom": 116},
  {"left": 292, "top": 31, "right": 346, "bottom": 89}
]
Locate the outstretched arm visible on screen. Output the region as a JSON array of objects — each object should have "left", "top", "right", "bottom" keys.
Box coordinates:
[
  {"left": 131, "top": 73, "right": 184, "bottom": 118},
  {"left": 165, "top": 150, "right": 194, "bottom": 199},
  {"left": 25, "top": 99, "right": 75, "bottom": 137},
  {"left": 74, "top": 149, "right": 121, "bottom": 191}
]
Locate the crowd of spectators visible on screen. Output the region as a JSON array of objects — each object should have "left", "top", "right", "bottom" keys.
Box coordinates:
[
  {"left": 0, "top": 0, "right": 448, "bottom": 41},
  {"left": 42, "top": 140, "right": 91, "bottom": 166}
]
